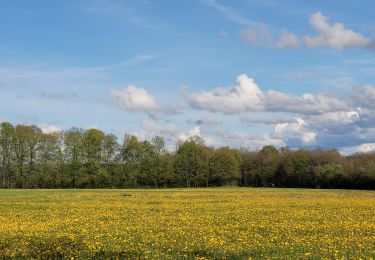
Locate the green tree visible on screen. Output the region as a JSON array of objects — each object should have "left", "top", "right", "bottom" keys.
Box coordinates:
[
  {"left": 209, "top": 147, "right": 241, "bottom": 186},
  {"left": 0, "top": 122, "right": 15, "bottom": 188},
  {"left": 102, "top": 133, "right": 119, "bottom": 187},
  {"left": 280, "top": 149, "right": 312, "bottom": 187},
  {"left": 83, "top": 128, "right": 108, "bottom": 187},
  {"left": 313, "top": 163, "right": 342, "bottom": 188},
  {"left": 64, "top": 128, "right": 84, "bottom": 187},
  {"left": 240, "top": 151, "right": 260, "bottom": 187},
  {"left": 174, "top": 136, "right": 209, "bottom": 187},
  {"left": 38, "top": 132, "right": 60, "bottom": 188},
  {"left": 12, "top": 125, "right": 41, "bottom": 187},
  {"left": 258, "top": 145, "right": 281, "bottom": 186},
  {"left": 120, "top": 135, "right": 143, "bottom": 187},
  {"left": 160, "top": 152, "right": 176, "bottom": 187}
]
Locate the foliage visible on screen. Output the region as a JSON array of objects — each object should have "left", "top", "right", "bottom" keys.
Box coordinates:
[{"left": 0, "top": 121, "right": 375, "bottom": 189}]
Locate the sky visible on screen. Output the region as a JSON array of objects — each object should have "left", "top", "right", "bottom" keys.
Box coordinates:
[{"left": 1, "top": 0, "right": 375, "bottom": 154}]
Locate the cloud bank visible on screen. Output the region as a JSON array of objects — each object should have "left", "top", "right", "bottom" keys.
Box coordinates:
[
  {"left": 242, "top": 12, "right": 373, "bottom": 51},
  {"left": 184, "top": 74, "right": 375, "bottom": 149},
  {"left": 186, "top": 74, "right": 349, "bottom": 115}
]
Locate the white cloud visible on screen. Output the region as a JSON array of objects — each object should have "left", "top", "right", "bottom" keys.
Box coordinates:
[
  {"left": 186, "top": 74, "right": 264, "bottom": 114},
  {"left": 134, "top": 120, "right": 219, "bottom": 150},
  {"left": 111, "top": 85, "right": 158, "bottom": 112},
  {"left": 213, "top": 129, "right": 286, "bottom": 150},
  {"left": 274, "top": 117, "right": 316, "bottom": 144},
  {"left": 305, "top": 111, "right": 359, "bottom": 127},
  {"left": 238, "top": 12, "right": 372, "bottom": 50},
  {"left": 184, "top": 74, "right": 375, "bottom": 147},
  {"left": 265, "top": 91, "right": 349, "bottom": 114},
  {"left": 301, "top": 132, "right": 317, "bottom": 144},
  {"left": 240, "top": 115, "right": 294, "bottom": 125},
  {"left": 176, "top": 126, "right": 219, "bottom": 148},
  {"left": 140, "top": 118, "right": 177, "bottom": 135},
  {"left": 340, "top": 143, "right": 375, "bottom": 155},
  {"left": 216, "top": 129, "right": 251, "bottom": 141},
  {"left": 353, "top": 84, "right": 375, "bottom": 109},
  {"left": 186, "top": 74, "right": 350, "bottom": 115},
  {"left": 249, "top": 134, "right": 286, "bottom": 149},
  {"left": 160, "top": 102, "right": 186, "bottom": 115},
  {"left": 304, "top": 12, "right": 371, "bottom": 50},
  {"left": 177, "top": 126, "right": 202, "bottom": 142},
  {"left": 38, "top": 124, "right": 62, "bottom": 134},
  {"left": 276, "top": 30, "right": 299, "bottom": 49},
  {"left": 241, "top": 24, "right": 272, "bottom": 46}
]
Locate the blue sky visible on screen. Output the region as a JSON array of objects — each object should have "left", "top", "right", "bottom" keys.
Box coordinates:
[{"left": 1, "top": 0, "right": 375, "bottom": 153}]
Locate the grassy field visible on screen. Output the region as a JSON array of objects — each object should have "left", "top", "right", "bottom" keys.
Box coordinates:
[{"left": 0, "top": 188, "right": 374, "bottom": 259}]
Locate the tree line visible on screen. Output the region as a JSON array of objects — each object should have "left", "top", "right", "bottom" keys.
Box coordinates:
[{"left": 0, "top": 122, "right": 374, "bottom": 189}]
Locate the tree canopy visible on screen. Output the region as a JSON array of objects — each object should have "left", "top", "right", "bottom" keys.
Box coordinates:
[{"left": 0, "top": 122, "right": 374, "bottom": 189}]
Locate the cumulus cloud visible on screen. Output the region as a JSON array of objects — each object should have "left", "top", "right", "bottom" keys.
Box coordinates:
[
  {"left": 241, "top": 24, "right": 272, "bottom": 46},
  {"left": 160, "top": 102, "right": 186, "bottom": 115},
  {"left": 133, "top": 120, "right": 218, "bottom": 149},
  {"left": 186, "top": 74, "right": 350, "bottom": 115},
  {"left": 274, "top": 118, "right": 316, "bottom": 145},
  {"left": 276, "top": 30, "right": 299, "bottom": 49},
  {"left": 214, "top": 129, "right": 286, "bottom": 150},
  {"left": 353, "top": 84, "right": 375, "bottom": 109},
  {"left": 140, "top": 118, "right": 177, "bottom": 135},
  {"left": 304, "top": 12, "right": 372, "bottom": 50},
  {"left": 218, "top": 129, "right": 286, "bottom": 149},
  {"left": 239, "top": 12, "right": 372, "bottom": 51},
  {"left": 216, "top": 129, "right": 251, "bottom": 141},
  {"left": 340, "top": 143, "right": 375, "bottom": 155},
  {"left": 305, "top": 111, "right": 359, "bottom": 128},
  {"left": 177, "top": 126, "right": 202, "bottom": 142},
  {"left": 111, "top": 85, "right": 158, "bottom": 112},
  {"left": 186, "top": 74, "right": 264, "bottom": 114},
  {"left": 265, "top": 91, "right": 349, "bottom": 114},
  {"left": 184, "top": 74, "right": 375, "bottom": 148},
  {"left": 138, "top": 119, "right": 284, "bottom": 150},
  {"left": 249, "top": 134, "right": 286, "bottom": 149},
  {"left": 111, "top": 85, "right": 187, "bottom": 118},
  {"left": 240, "top": 115, "right": 294, "bottom": 125},
  {"left": 38, "top": 124, "right": 62, "bottom": 134},
  {"left": 132, "top": 119, "right": 178, "bottom": 150}
]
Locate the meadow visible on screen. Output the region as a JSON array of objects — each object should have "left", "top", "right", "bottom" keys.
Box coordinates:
[{"left": 0, "top": 188, "right": 374, "bottom": 259}]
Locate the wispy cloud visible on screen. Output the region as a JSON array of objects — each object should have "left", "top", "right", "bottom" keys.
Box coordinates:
[
  {"left": 202, "top": 0, "right": 258, "bottom": 26},
  {"left": 240, "top": 24, "right": 272, "bottom": 46},
  {"left": 37, "top": 92, "right": 79, "bottom": 100},
  {"left": 84, "top": 0, "right": 166, "bottom": 30},
  {"left": 0, "top": 54, "right": 158, "bottom": 85},
  {"left": 119, "top": 54, "right": 158, "bottom": 67},
  {"left": 84, "top": 0, "right": 142, "bottom": 23}
]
